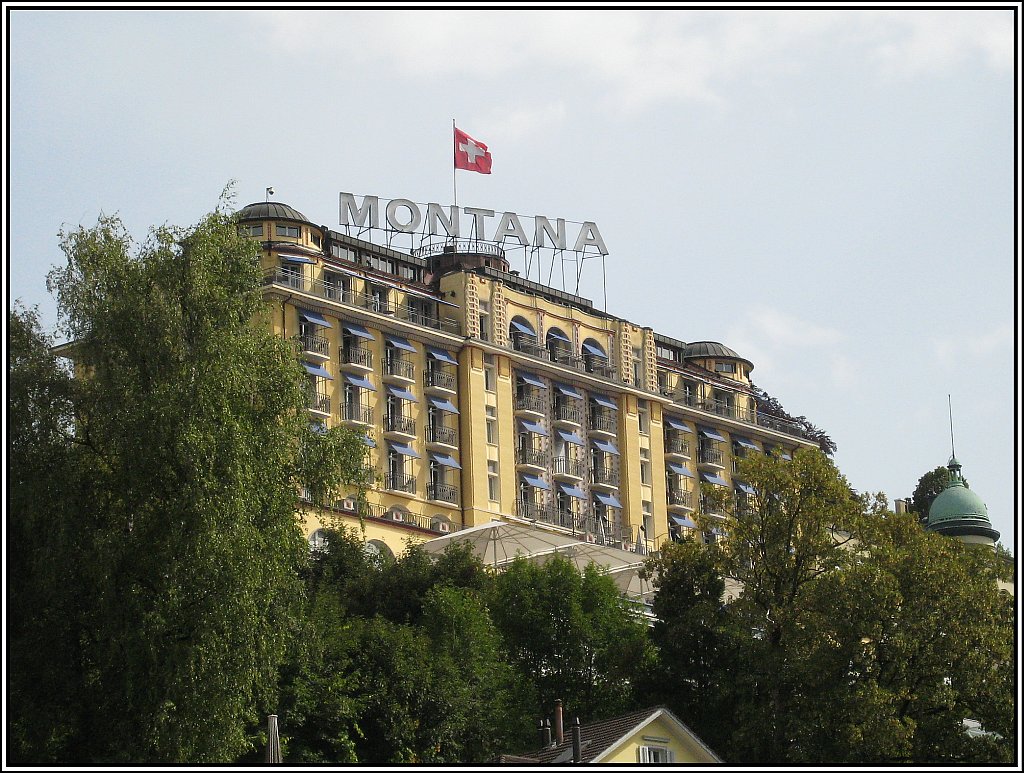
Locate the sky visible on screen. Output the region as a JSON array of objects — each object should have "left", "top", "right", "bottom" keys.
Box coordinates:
[{"left": 6, "top": 5, "right": 1019, "bottom": 548}]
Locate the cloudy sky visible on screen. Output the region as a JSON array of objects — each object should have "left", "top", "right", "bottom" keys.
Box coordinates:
[{"left": 7, "top": 7, "right": 1018, "bottom": 545}]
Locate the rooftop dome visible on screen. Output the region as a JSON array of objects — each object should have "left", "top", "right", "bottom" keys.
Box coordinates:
[
  {"left": 682, "top": 341, "right": 752, "bottom": 366},
  {"left": 237, "top": 201, "right": 310, "bottom": 224},
  {"left": 926, "top": 457, "right": 999, "bottom": 542}
]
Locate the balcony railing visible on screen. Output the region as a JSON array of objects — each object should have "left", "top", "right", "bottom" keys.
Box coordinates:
[
  {"left": 665, "top": 437, "right": 691, "bottom": 457},
  {"left": 300, "top": 333, "right": 329, "bottom": 357},
  {"left": 554, "top": 402, "right": 583, "bottom": 425},
  {"left": 592, "top": 464, "right": 619, "bottom": 487},
  {"left": 550, "top": 348, "right": 585, "bottom": 371},
  {"left": 263, "top": 268, "right": 461, "bottom": 335},
  {"left": 668, "top": 488, "right": 693, "bottom": 508},
  {"left": 309, "top": 393, "right": 330, "bottom": 414},
  {"left": 427, "top": 424, "right": 457, "bottom": 446},
  {"left": 517, "top": 499, "right": 550, "bottom": 522},
  {"left": 385, "top": 472, "right": 417, "bottom": 494},
  {"left": 424, "top": 367, "right": 456, "bottom": 391},
  {"left": 584, "top": 356, "right": 615, "bottom": 379},
  {"left": 512, "top": 335, "right": 549, "bottom": 359},
  {"left": 516, "top": 446, "right": 547, "bottom": 467},
  {"left": 385, "top": 413, "right": 416, "bottom": 435},
  {"left": 515, "top": 392, "right": 546, "bottom": 414},
  {"left": 552, "top": 456, "right": 583, "bottom": 478},
  {"left": 589, "top": 410, "right": 617, "bottom": 435},
  {"left": 341, "top": 345, "right": 373, "bottom": 368},
  {"left": 699, "top": 448, "right": 724, "bottom": 468},
  {"left": 384, "top": 355, "right": 415, "bottom": 380},
  {"left": 427, "top": 482, "right": 459, "bottom": 504},
  {"left": 342, "top": 402, "right": 374, "bottom": 424}
]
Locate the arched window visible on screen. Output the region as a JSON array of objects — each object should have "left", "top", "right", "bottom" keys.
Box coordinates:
[
  {"left": 308, "top": 528, "right": 329, "bottom": 552},
  {"left": 509, "top": 316, "right": 539, "bottom": 354},
  {"left": 545, "top": 327, "right": 572, "bottom": 363}
]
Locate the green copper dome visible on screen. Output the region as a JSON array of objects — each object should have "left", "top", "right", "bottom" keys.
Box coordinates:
[{"left": 926, "top": 457, "right": 999, "bottom": 542}]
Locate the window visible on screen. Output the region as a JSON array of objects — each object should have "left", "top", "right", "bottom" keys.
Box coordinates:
[
  {"left": 486, "top": 406, "right": 497, "bottom": 444},
  {"left": 715, "top": 361, "right": 737, "bottom": 374},
  {"left": 368, "top": 284, "right": 389, "bottom": 313},
  {"left": 488, "top": 460, "right": 500, "bottom": 501},
  {"left": 640, "top": 447, "right": 651, "bottom": 485},
  {"left": 638, "top": 400, "right": 650, "bottom": 435},
  {"left": 323, "top": 271, "right": 347, "bottom": 301},
  {"left": 397, "top": 263, "right": 419, "bottom": 281},
  {"left": 478, "top": 300, "right": 491, "bottom": 341},
  {"left": 484, "top": 357, "right": 496, "bottom": 392},
  {"left": 332, "top": 243, "right": 356, "bottom": 262},
  {"left": 242, "top": 223, "right": 263, "bottom": 237},
  {"left": 638, "top": 745, "right": 674, "bottom": 763},
  {"left": 632, "top": 347, "right": 643, "bottom": 386},
  {"left": 656, "top": 344, "right": 676, "bottom": 361},
  {"left": 367, "top": 254, "right": 395, "bottom": 274},
  {"left": 276, "top": 224, "right": 300, "bottom": 238},
  {"left": 310, "top": 233, "right": 322, "bottom": 248}
]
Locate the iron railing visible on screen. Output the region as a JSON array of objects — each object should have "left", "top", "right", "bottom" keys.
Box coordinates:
[{"left": 427, "top": 482, "right": 459, "bottom": 504}]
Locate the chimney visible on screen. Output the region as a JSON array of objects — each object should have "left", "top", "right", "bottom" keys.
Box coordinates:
[
  {"left": 554, "top": 699, "right": 564, "bottom": 745},
  {"left": 539, "top": 718, "right": 552, "bottom": 747},
  {"left": 571, "top": 717, "right": 582, "bottom": 763}
]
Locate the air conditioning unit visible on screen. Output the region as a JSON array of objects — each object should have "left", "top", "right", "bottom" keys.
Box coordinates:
[
  {"left": 340, "top": 499, "right": 357, "bottom": 513},
  {"left": 437, "top": 521, "right": 451, "bottom": 534}
]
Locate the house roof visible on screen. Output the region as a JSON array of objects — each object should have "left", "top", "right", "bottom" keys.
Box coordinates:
[{"left": 511, "top": 706, "right": 721, "bottom": 764}]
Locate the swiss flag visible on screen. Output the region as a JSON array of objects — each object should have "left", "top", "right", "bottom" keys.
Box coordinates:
[{"left": 454, "top": 126, "right": 492, "bottom": 174}]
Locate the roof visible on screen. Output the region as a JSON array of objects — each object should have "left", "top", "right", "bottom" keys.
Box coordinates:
[
  {"left": 514, "top": 706, "right": 722, "bottom": 764},
  {"left": 926, "top": 458, "right": 998, "bottom": 541},
  {"left": 237, "top": 201, "right": 311, "bottom": 224},
  {"left": 682, "top": 340, "right": 749, "bottom": 364}
]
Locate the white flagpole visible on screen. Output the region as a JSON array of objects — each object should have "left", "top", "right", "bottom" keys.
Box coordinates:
[{"left": 452, "top": 118, "right": 459, "bottom": 213}]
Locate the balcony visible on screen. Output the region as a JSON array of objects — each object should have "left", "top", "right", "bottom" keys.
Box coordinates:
[
  {"left": 341, "top": 402, "right": 374, "bottom": 425},
  {"left": 516, "top": 446, "right": 547, "bottom": 469},
  {"left": 309, "top": 392, "right": 330, "bottom": 415},
  {"left": 552, "top": 456, "right": 584, "bottom": 480},
  {"left": 584, "top": 355, "right": 615, "bottom": 379},
  {"left": 426, "top": 424, "right": 457, "bottom": 447},
  {"left": 591, "top": 464, "right": 619, "bottom": 488},
  {"left": 589, "top": 410, "right": 617, "bottom": 436},
  {"left": 698, "top": 447, "right": 725, "bottom": 469},
  {"left": 300, "top": 333, "right": 330, "bottom": 358},
  {"left": 553, "top": 402, "right": 583, "bottom": 426},
  {"left": 665, "top": 436, "right": 691, "bottom": 458},
  {"left": 512, "top": 335, "right": 549, "bottom": 360},
  {"left": 515, "top": 392, "right": 546, "bottom": 415},
  {"left": 340, "top": 345, "right": 373, "bottom": 370},
  {"left": 549, "top": 348, "right": 585, "bottom": 371},
  {"left": 667, "top": 488, "right": 694, "bottom": 510},
  {"left": 385, "top": 472, "right": 417, "bottom": 495},
  {"left": 555, "top": 509, "right": 582, "bottom": 530},
  {"left": 424, "top": 367, "right": 456, "bottom": 392},
  {"left": 383, "top": 355, "right": 415, "bottom": 382},
  {"left": 700, "top": 495, "right": 727, "bottom": 519},
  {"left": 427, "top": 482, "right": 459, "bottom": 504},
  {"left": 384, "top": 413, "right": 416, "bottom": 437},
  {"left": 516, "top": 499, "right": 550, "bottom": 522},
  {"left": 262, "top": 268, "right": 461, "bottom": 335}
]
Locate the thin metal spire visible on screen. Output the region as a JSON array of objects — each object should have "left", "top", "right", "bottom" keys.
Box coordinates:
[{"left": 948, "top": 393, "right": 956, "bottom": 459}]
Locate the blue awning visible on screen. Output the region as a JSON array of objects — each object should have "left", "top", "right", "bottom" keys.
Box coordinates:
[
  {"left": 360, "top": 434, "right": 376, "bottom": 448},
  {"left": 558, "top": 483, "right": 586, "bottom": 500},
  {"left": 780, "top": 450, "right": 792, "bottom": 460},
  {"left": 590, "top": 393, "right": 618, "bottom": 410},
  {"left": 582, "top": 341, "right": 606, "bottom": 357},
  {"left": 700, "top": 472, "right": 728, "bottom": 486},
  {"left": 518, "top": 371, "right": 547, "bottom": 388},
  {"left": 736, "top": 482, "right": 755, "bottom": 495},
  {"left": 555, "top": 383, "right": 583, "bottom": 399},
  {"left": 303, "top": 361, "right": 332, "bottom": 379},
  {"left": 593, "top": 492, "right": 622, "bottom": 508},
  {"left": 665, "top": 416, "right": 693, "bottom": 432},
  {"left": 385, "top": 334, "right": 417, "bottom": 353},
  {"left": 298, "top": 309, "right": 332, "bottom": 328},
  {"left": 343, "top": 373, "right": 376, "bottom": 391},
  {"left": 591, "top": 438, "right": 620, "bottom": 456},
  {"left": 310, "top": 421, "right": 327, "bottom": 434},
  {"left": 521, "top": 473, "right": 550, "bottom": 490},
  {"left": 342, "top": 322, "right": 374, "bottom": 340},
  {"left": 280, "top": 253, "right": 315, "bottom": 264},
  {"left": 386, "top": 385, "right": 418, "bottom": 402},
  {"left": 668, "top": 462, "right": 694, "bottom": 478},
  {"left": 519, "top": 419, "right": 548, "bottom": 437},
  {"left": 734, "top": 436, "right": 759, "bottom": 451},
  {"left": 556, "top": 430, "right": 584, "bottom": 446},
  {"left": 510, "top": 319, "right": 536, "bottom": 336},
  {"left": 428, "top": 397, "right": 459, "bottom": 414},
  {"left": 430, "top": 452, "right": 461, "bottom": 469},
  {"left": 670, "top": 514, "right": 697, "bottom": 529},
  {"left": 545, "top": 328, "right": 571, "bottom": 343},
  {"left": 697, "top": 425, "right": 727, "bottom": 442},
  {"left": 426, "top": 346, "right": 458, "bottom": 365},
  {"left": 390, "top": 441, "right": 420, "bottom": 458}
]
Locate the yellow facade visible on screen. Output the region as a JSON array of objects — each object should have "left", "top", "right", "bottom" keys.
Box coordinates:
[{"left": 241, "top": 201, "right": 818, "bottom": 560}]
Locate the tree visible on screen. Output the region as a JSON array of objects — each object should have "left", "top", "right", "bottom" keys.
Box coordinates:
[
  {"left": 8, "top": 191, "right": 364, "bottom": 763},
  {"left": 907, "top": 465, "right": 961, "bottom": 524},
  {"left": 751, "top": 384, "right": 837, "bottom": 455},
  {"left": 641, "top": 447, "right": 1015, "bottom": 764}
]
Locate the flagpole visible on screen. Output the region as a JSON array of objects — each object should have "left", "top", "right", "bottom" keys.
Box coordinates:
[{"left": 452, "top": 118, "right": 459, "bottom": 214}]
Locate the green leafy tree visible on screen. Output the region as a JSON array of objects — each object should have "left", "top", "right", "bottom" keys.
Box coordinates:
[
  {"left": 907, "top": 465, "right": 961, "bottom": 524},
  {"left": 8, "top": 192, "right": 363, "bottom": 763}
]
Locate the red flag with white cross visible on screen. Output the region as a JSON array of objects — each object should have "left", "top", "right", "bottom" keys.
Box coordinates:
[{"left": 454, "top": 126, "right": 492, "bottom": 174}]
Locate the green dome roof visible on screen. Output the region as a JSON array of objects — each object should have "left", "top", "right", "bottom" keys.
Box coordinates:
[
  {"left": 926, "top": 457, "right": 999, "bottom": 541},
  {"left": 237, "top": 201, "right": 310, "bottom": 224}
]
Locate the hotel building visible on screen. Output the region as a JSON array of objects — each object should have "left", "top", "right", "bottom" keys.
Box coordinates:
[{"left": 241, "top": 200, "right": 817, "bottom": 567}]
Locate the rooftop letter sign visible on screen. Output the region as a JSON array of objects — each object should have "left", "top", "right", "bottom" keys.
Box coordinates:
[{"left": 339, "top": 193, "right": 608, "bottom": 255}]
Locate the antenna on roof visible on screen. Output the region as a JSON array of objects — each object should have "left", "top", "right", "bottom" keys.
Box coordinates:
[
  {"left": 948, "top": 393, "right": 956, "bottom": 459},
  {"left": 266, "top": 186, "right": 275, "bottom": 202}
]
